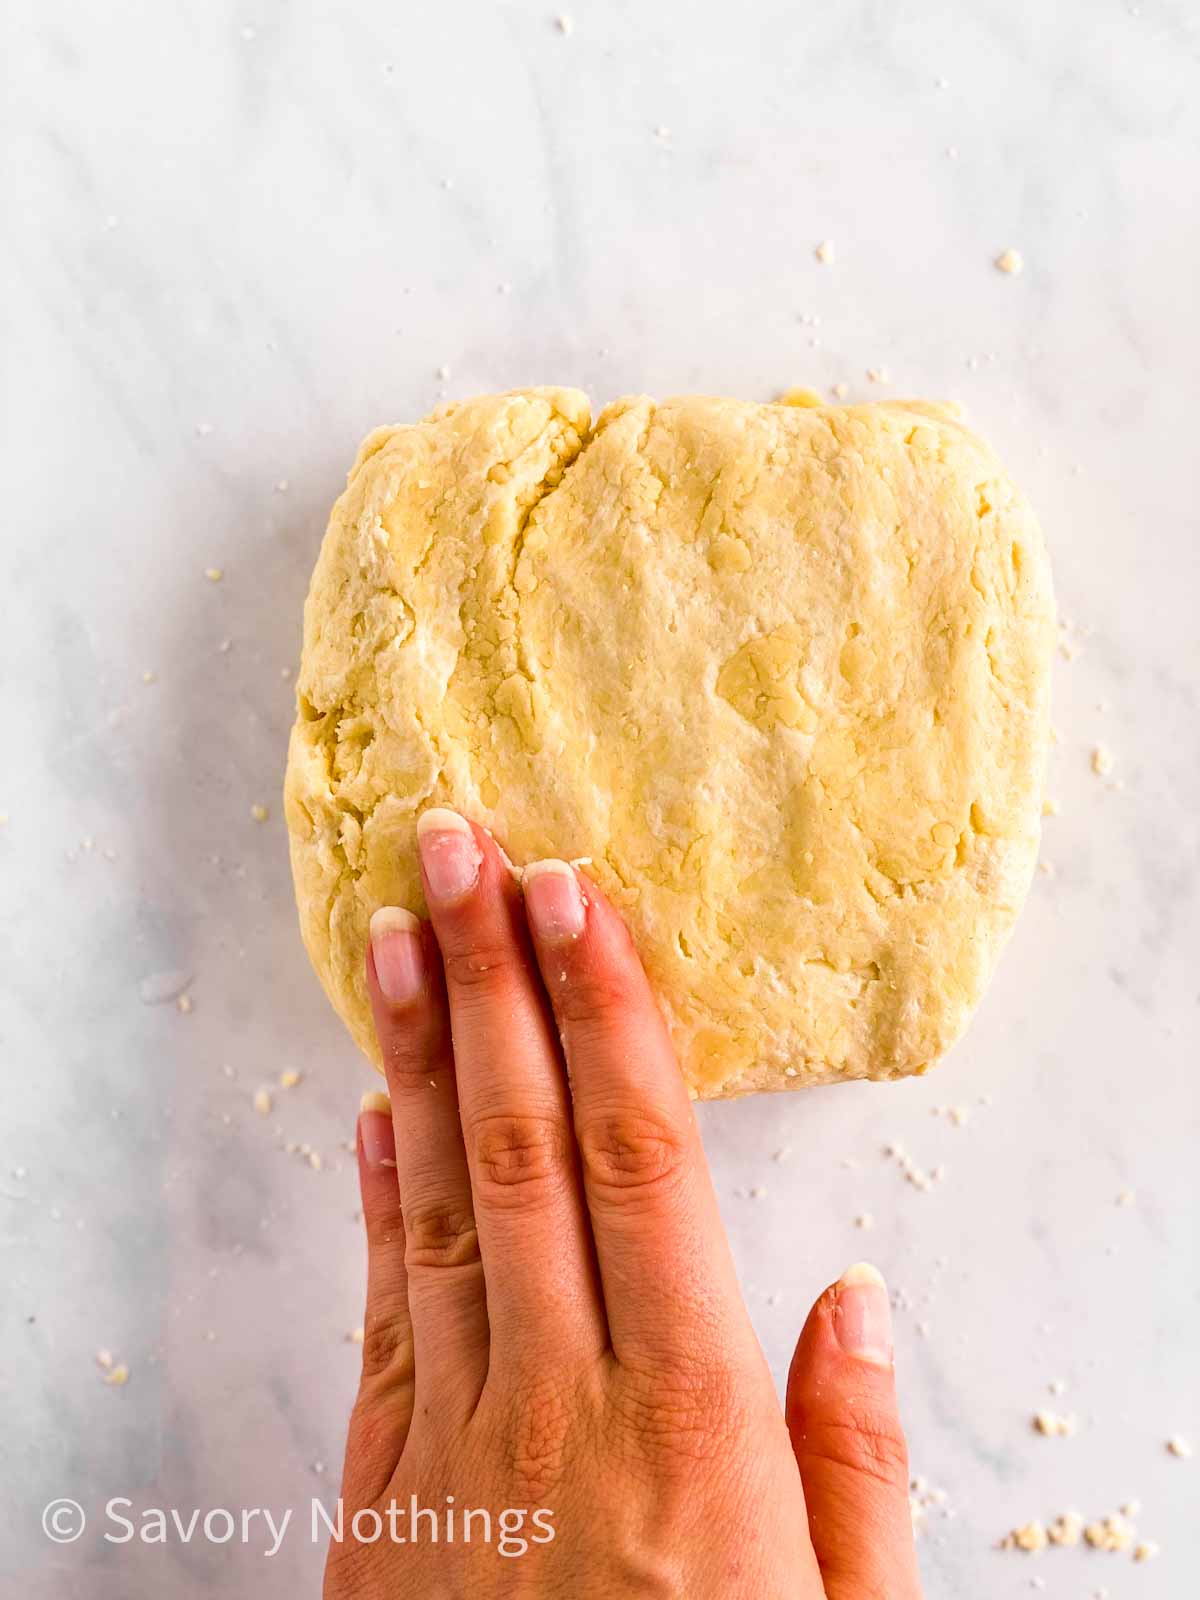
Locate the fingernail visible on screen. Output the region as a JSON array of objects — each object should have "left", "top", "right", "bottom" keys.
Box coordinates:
[
  {"left": 358, "top": 1090, "right": 396, "bottom": 1168},
  {"left": 369, "top": 907, "right": 424, "bottom": 1004},
  {"left": 834, "top": 1262, "right": 893, "bottom": 1367},
  {"left": 416, "top": 808, "right": 481, "bottom": 902},
  {"left": 523, "top": 859, "right": 586, "bottom": 943}
]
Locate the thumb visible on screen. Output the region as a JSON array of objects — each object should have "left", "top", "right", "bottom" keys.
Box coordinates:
[{"left": 785, "top": 1263, "right": 923, "bottom": 1600}]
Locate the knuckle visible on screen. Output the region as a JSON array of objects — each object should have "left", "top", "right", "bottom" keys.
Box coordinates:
[
  {"left": 363, "top": 1208, "right": 404, "bottom": 1257},
  {"left": 440, "top": 938, "right": 524, "bottom": 996},
  {"left": 470, "top": 1113, "right": 571, "bottom": 1211},
  {"left": 491, "top": 1376, "right": 575, "bottom": 1501},
  {"left": 402, "top": 1200, "right": 480, "bottom": 1270},
  {"left": 359, "top": 1314, "right": 415, "bottom": 1383},
  {"left": 556, "top": 964, "right": 638, "bottom": 1029},
  {"left": 807, "top": 1410, "right": 911, "bottom": 1492},
  {"left": 612, "top": 1357, "right": 749, "bottom": 1466},
  {"left": 577, "top": 1110, "right": 691, "bottom": 1201},
  {"left": 381, "top": 1025, "right": 450, "bottom": 1087}
]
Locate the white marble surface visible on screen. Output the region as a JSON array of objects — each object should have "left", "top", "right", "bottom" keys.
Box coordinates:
[{"left": 3, "top": 0, "right": 1198, "bottom": 1593}]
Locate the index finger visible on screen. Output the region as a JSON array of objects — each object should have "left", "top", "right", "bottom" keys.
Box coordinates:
[{"left": 521, "top": 859, "right": 753, "bottom": 1370}]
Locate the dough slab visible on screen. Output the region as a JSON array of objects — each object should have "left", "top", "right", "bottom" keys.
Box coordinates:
[{"left": 284, "top": 389, "right": 1054, "bottom": 1098}]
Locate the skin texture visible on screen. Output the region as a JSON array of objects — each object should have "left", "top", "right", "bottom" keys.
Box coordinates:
[
  {"left": 325, "top": 809, "right": 924, "bottom": 1598},
  {"left": 285, "top": 390, "right": 1054, "bottom": 1099}
]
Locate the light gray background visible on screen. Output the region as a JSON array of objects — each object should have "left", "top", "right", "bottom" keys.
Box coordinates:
[{"left": 2, "top": 1, "right": 1197, "bottom": 1594}]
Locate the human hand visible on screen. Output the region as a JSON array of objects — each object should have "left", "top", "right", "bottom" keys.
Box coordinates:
[{"left": 326, "top": 808, "right": 923, "bottom": 1598}]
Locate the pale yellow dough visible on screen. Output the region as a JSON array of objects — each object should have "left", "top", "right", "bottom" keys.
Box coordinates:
[{"left": 284, "top": 389, "right": 1053, "bottom": 1098}]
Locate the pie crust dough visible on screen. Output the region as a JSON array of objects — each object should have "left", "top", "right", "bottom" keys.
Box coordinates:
[{"left": 284, "top": 389, "right": 1054, "bottom": 1098}]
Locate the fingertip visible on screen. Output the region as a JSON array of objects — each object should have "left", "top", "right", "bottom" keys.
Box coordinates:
[
  {"left": 358, "top": 1095, "right": 397, "bottom": 1170},
  {"left": 832, "top": 1261, "right": 893, "bottom": 1368},
  {"left": 522, "top": 858, "right": 587, "bottom": 944}
]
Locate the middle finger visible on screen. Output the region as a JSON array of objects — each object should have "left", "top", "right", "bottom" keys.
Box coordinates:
[{"left": 415, "top": 807, "right": 606, "bottom": 1373}]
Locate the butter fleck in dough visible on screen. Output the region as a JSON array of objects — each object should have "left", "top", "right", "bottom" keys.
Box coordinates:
[{"left": 284, "top": 389, "right": 1054, "bottom": 1099}]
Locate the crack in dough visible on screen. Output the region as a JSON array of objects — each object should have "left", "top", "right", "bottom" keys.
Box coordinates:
[{"left": 284, "top": 388, "right": 1054, "bottom": 1098}]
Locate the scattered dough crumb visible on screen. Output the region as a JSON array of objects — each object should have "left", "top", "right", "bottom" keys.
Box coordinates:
[
  {"left": 95, "top": 1348, "right": 114, "bottom": 1370},
  {"left": 279, "top": 1070, "right": 301, "bottom": 1089},
  {"left": 251, "top": 803, "right": 269, "bottom": 823},
  {"left": 866, "top": 366, "right": 891, "bottom": 384},
  {"left": 554, "top": 12, "right": 573, "bottom": 33},
  {"left": 1033, "top": 1409, "right": 1076, "bottom": 1437},
  {"left": 102, "top": 1362, "right": 130, "bottom": 1387},
  {"left": 1133, "top": 1540, "right": 1159, "bottom": 1562},
  {"left": 855, "top": 1212, "right": 874, "bottom": 1230},
  {"left": 253, "top": 1089, "right": 273, "bottom": 1116},
  {"left": 831, "top": 381, "right": 849, "bottom": 399},
  {"left": 1091, "top": 745, "right": 1114, "bottom": 777},
  {"left": 142, "top": 669, "right": 157, "bottom": 684},
  {"left": 1041, "top": 798, "right": 1059, "bottom": 816},
  {"left": 204, "top": 566, "right": 224, "bottom": 583},
  {"left": 1115, "top": 1187, "right": 1135, "bottom": 1207},
  {"left": 176, "top": 994, "right": 193, "bottom": 1015},
  {"left": 1084, "top": 1512, "right": 1134, "bottom": 1552},
  {"left": 348, "top": 1326, "right": 364, "bottom": 1344},
  {"left": 436, "top": 364, "right": 450, "bottom": 381},
  {"left": 309, "top": 1151, "right": 323, "bottom": 1171},
  {"left": 814, "top": 239, "right": 835, "bottom": 265},
  {"left": 1007, "top": 1520, "right": 1048, "bottom": 1552},
  {"left": 995, "top": 248, "right": 1024, "bottom": 275},
  {"left": 1166, "top": 1435, "right": 1192, "bottom": 1458},
  {"left": 1047, "top": 1510, "right": 1083, "bottom": 1546}
]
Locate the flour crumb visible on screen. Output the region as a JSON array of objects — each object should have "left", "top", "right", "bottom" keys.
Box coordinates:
[
  {"left": 854, "top": 1212, "right": 874, "bottom": 1230},
  {"left": 279, "top": 1070, "right": 301, "bottom": 1089},
  {"left": 101, "top": 1362, "right": 130, "bottom": 1386},
  {"left": 1133, "top": 1540, "right": 1159, "bottom": 1562},
  {"left": 348, "top": 1326, "right": 364, "bottom": 1344},
  {"left": 1166, "top": 1435, "right": 1192, "bottom": 1458},
  {"left": 1115, "top": 1186, "right": 1135, "bottom": 1207},
  {"left": 866, "top": 367, "right": 891, "bottom": 384},
  {"left": 554, "top": 13, "right": 573, "bottom": 33},
  {"left": 995, "top": 248, "right": 1024, "bottom": 275},
  {"left": 176, "top": 993, "right": 193, "bottom": 1015},
  {"left": 142, "top": 669, "right": 157, "bottom": 685},
  {"left": 1091, "top": 745, "right": 1114, "bottom": 777},
  {"left": 251, "top": 803, "right": 269, "bottom": 823},
  {"left": 814, "top": 239, "right": 835, "bottom": 265},
  {"left": 436, "top": 364, "right": 450, "bottom": 381},
  {"left": 253, "top": 1089, "right": 273, "bottom": 1116},
  {"left": 831, "top": 381, "right": 849, "bottom": 399},
  {"left": 204, "top": 566, "right": 224, "bottom": 582}
]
